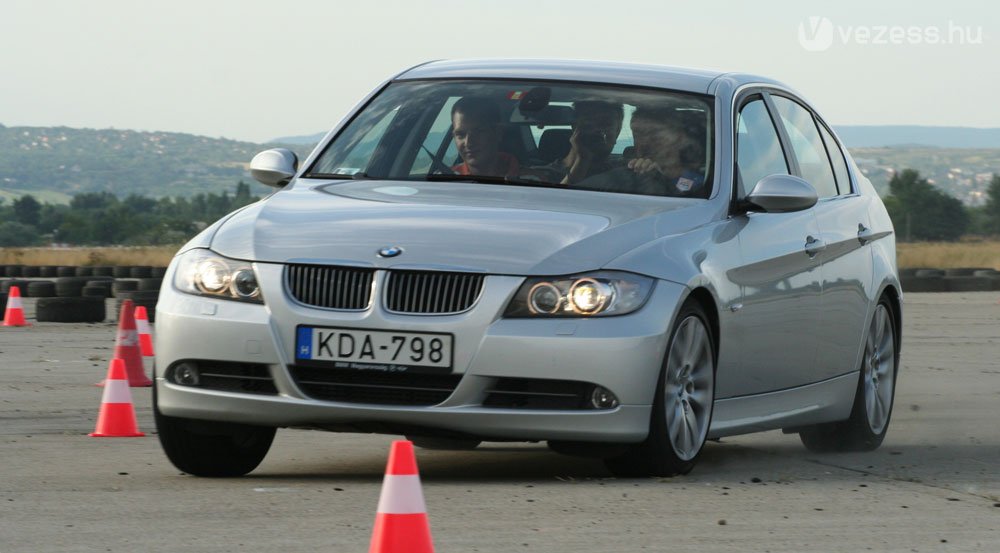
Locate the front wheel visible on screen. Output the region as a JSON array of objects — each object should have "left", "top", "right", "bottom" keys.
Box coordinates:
[
  {"left": 605, "top": 300, "right": 716, "bottom": 477},
  {"left": 799, "top": 299, "right": 898, "bottom": 452},
  {"left": 154, "top": 387, "right": 276, "bottom": 477}
]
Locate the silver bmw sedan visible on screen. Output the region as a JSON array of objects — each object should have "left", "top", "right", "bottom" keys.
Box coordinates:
[{"left": 154, "top": 59, "right": 901, "bottom": 477}]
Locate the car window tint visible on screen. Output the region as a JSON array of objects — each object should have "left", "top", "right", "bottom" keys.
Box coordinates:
[
  {"left": 736, "top": 99, "right": 789, "bottom": 197},
  {"left": 771, "top": 96, "right": 838, "bottom": 198},
  {"left": 410, "top": 97, "right": 460, "bottom": 175},
  {"left": 312, "top": 106, "right": 399, "bottom": 176},
  {"left": 817, "top": 123, "right": 852, "bottom": 194}
]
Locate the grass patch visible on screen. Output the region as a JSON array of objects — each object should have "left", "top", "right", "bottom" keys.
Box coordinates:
[
  {"left": 0, "top": 246, "right": 178, "bottom": 266},
  {"left": 897, "top": 239, "right": 1000, "bottom": 269}
]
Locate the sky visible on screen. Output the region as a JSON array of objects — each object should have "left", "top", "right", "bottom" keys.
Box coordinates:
[{"left": 0, "top": 0, "right": 996, "bottom": 143}]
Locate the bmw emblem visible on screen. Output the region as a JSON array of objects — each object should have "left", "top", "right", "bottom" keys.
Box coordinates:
[{"left": 377, "top": 246, "right": 403, "bottom": 258}]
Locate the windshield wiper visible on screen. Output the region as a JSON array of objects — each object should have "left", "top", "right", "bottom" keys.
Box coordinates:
[{"left": 422, "top": 174, "right": 562, "bottom": 188}]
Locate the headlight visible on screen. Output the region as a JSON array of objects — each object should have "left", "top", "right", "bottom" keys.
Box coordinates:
[
  {"left": 173, "top": 248, "right": 263, "bottom": 303},
  {"left": 504, "top": 271, "right": 654, "bottom": 318}
]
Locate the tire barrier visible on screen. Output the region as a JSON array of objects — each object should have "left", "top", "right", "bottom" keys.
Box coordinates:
[
  {"left": 116, "top": 290, "right": 158, "bottom": 322},
  {"left": 136, "top": 278, "right": 163, "bottom": 292},
  {"left": 129, "top": 266, "right": 153, "bottom": 278},
  {"left": 74, "top": 266, "right": 94, "bottom": 277},
  {"left": 82, "top": 285, "right": 111, "bottom": 298},
  {"left": 5, "top": 265, "right": 24, "bottom": 277},
  {"left": 946, "top": 276, "right": 993, "bottom": 292},
  {"left": 901, "top": 275, "right": 948, "bottom": 292},
  {"left": 914, "top": 269, "right": 945, "bottom": 278},
  {"left": 944, "top": 267, "right": 993, "bottom": 277},
  {"left": 55, "top": 276, "right": 114, "bottom": 297},
  {"left": 35, "top": 297, "right": 106, "bottom": 323},
  {"left": 151, "top": 267, "right": 167, "bottom": 278},
  {"left": 56, "top": 266, "right": 76, "bottom": 277},
  {"left": 113, "top": 266, "right": 134, "bottom": 278},
  {"left": 0, "top": 292, "right": 6, "bottom": 312},
  {"left": 112, "top": 280, "right": 139, "bottom": 297},
  {"left": 26, "top": 281, "right": 57, "bottom": 298},
  {"left": 38, "top": 266, "right": 58, "bottom": 278},
  {"left": 22, "top": 266, "right": 40, "bottom": 278},
  {"left": 92, "top": 266, "right": 115, "bottom": 277},
  {"left": 1, "top": 280, "right": 30, "bottom": 295}
]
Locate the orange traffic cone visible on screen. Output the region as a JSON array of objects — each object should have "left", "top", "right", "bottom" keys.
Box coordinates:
[
  {"left": 135, "top": 306, "right": 154, "bottom": 357},
  {"left": 2, "top": 286, "right": 30, "bottom": 327},
  {"left": 369, "top": 440, "right": 434, "bottom": 553},
  {"left": 90, "top": 358, "right": 145, "bottom": 437},
  {"left": 98, "top": 300, "right": 152, "bottom": 387}
]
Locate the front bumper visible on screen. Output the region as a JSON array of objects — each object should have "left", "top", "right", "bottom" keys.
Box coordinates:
[{"left": 155, "top": 262, "right": 687, "bottom": 443}]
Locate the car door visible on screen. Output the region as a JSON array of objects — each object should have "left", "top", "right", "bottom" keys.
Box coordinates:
[
  {"left": 722, "top": 94, "right": 824, "bottom": 398},
  {"left": 770, "top": 94, "right": 874, "bottom": 383}
]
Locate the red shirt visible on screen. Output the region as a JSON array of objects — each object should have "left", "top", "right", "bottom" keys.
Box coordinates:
[{"left": 452, "top": 152, "right": 520, "bottom": 176}]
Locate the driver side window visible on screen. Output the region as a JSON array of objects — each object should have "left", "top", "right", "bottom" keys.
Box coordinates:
[{"left": 735, "top": 98, "right": 789, "bottom": 197}]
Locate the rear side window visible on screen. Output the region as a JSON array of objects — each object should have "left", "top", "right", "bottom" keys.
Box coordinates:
[
  {"left": 770, "top": 96, "right": 838, "bottom": 198},
  {"left": 817, "top": 123, "right": 852, "bottom": 194},
  {"left": 735, "top": 98, "right": 789, "bottom": 197}
]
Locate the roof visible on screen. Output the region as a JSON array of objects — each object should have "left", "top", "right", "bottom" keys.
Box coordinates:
[{"left": 396, "top": 59, "right": 730, "bottom": 94}]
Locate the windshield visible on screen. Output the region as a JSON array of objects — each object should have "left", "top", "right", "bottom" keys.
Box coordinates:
[{"left": 305, "top": 79, "right": 714, "bottom": 199}]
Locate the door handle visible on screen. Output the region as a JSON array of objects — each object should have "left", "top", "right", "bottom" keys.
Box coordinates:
[
  {"left": 805, "top": 235, "right": 826, "bottom": 257},
  {"left": 857, "top": 223, "right": 874, "bottom": 245}
]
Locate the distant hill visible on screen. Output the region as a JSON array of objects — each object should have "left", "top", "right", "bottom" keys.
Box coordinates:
[
  {"left": 269, "top": 131, "right": 327, "bottom": 145},
  {"left": 0, "top": 124, "right": 312, "bottom": 202},
  {"left": 835, "top": 126, "right": 1000, "bottom": 149},
  {"left": 0, "top": 123, "right": 996, "bottom": 205}
]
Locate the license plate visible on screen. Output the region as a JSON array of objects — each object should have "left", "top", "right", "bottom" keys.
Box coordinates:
[{"left": 295, "top": 326, "right": 453, "bottom": 373}]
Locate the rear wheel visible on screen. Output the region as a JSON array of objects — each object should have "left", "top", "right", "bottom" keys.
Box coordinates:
[
  {"left": 605, "top": 300, "right": 716, "bottom": 477},
  {"left": 800, "top": 299, "right": 898, "bottom": 452},
  {"left": 154, "top": 385, "right": 275, "bottom": 477}
]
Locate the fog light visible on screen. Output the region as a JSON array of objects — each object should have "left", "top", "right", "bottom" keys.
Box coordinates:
[
  {"left": 590, "top": 385, "right": 619, "bottom": 409},
  {"left": 172, "top": 363, "right": 201, "bottom": 386}
]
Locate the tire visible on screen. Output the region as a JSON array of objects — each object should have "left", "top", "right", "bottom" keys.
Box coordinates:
[
  {"left": 27, "top": 281, "right": 56, "bottom": 298},
  {"left": 154, "top": 384, "right": 275, "bottom": 477},
  {"left": 38, "top": 266, "right": 58, "bottom": 278},
  {"left": 112, "top": 279, "right": 139, "bottom": 296},
  {"left": 0, "top": 292, "right": 7, "bottom": 312},
  {"left": 130, "top": 266, "right": 153, "bottom": 278},
  {"left": 56, "top": 266, "right": 76, "bottom": 277},
  {"left": 5, "top": 265, "right": 24, "bottom": 277},
  {"left": 1, "top": 279, "right": 29, "bottom": 295},
  {"left": 799, "top": 299, "right": 898, "bottom": 452},
  {"left": 946, "top": 276, "right": 992, "bottom": 292},
  {"left": 604, "top": 299, "right": 716, "bottom": 477},
  {"left": 914, "top": 269, "right": 944, "bottom": 278},
  {"left": 116, "top": 290, "right": 159, "bottom": 322},
  {"left": 55, "top": 276, "right": 89, "bottom": 297},
  {"left": 92, "top": 266, "right": 114, "bottom": 277},
  {"left": 35, "top": 297, "right": 106, "bottom": 323},
  {"left": 22, "top": 266, "right": 40, "bottom": 277},
  {"left": 136, "top": 278, "right": 163, "bottom": 292},
  {"left": 82, "top": 285, "right": 110, "bottom": 298},
  {"left": 151, "top": 267, "right": 167, "bottom": 278},
  {"left": 113, "top": 266, "right": 134, "bottom": 278},
  {"left": 75, "top": 266, "right": 94, "bottom": 277},
  {"left": 901, "top": 275, "right": 947, "bottom": 293}
]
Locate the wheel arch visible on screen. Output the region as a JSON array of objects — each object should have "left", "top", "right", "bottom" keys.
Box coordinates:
[
  {"left": 682, "top": 286, "right": 721, "bottom": 363},
  {"left": 878, "top": 282, "right": 903, "bottom": 357}
]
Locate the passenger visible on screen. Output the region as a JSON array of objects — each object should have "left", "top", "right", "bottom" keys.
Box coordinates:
[
  {"left": 578, "top": 106, "right": 707, "bottom": 197},
  {"left": 450, "top": 97, "right": 520, "bottom": 177},
  {"left": 537, "top": 101, "right": 624, "bottom": 185}
]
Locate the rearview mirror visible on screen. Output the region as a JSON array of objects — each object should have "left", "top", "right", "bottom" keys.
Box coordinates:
[
  {"left": 250, "top": 148, "right": 298, "bottom": 187},
  {"left": 745, "top": 174, "right": 818, "bottom": 213}
]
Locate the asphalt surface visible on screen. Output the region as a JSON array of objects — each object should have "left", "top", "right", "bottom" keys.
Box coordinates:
[{"left": 1, "top": 293, "right": 998, "bottom": 552}]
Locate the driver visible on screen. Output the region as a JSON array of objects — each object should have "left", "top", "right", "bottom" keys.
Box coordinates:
[{"left": 450, "top": 97, "right": 520, "bottom": 177}]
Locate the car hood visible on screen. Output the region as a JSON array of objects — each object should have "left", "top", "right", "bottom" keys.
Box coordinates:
[{"left": 210, "top": 179, "right": 710, "bottom": 275}]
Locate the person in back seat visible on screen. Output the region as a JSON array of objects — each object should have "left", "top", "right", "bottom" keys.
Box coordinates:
[
  {"left": 451, "top": 97, "right": 521, "bottom": 177},
  {"left": 533, "top": 101, "right": 623, "bottom": 185}
]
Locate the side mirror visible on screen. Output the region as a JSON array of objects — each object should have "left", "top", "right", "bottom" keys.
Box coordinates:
[
  {"left": 250, "top": 148, "right": 298, "bottom": 187},
  {"left": 745, "top": 174, "right": 818, "bottom": 213}
]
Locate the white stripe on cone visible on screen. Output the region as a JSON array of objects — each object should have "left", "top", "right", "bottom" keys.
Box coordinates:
[
  {"left": 116, "top": 329, "right": 138, "bottom": 347},
  {"left": 101, "top": 378, "right": 135, "bottom": 404},
  {"left": 375, "top": 475, "right": 427, "bottom": 514},
  {"left": 7, "top": 295, "right": 23, "bottom": 309},
  {"left": 136, "top": 317, "right": 152, "bottom": 337}
]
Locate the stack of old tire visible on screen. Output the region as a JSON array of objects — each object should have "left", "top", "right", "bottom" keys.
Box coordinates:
[
  {"left": 900, "top": 267, "right": 1000, "bottom": 292},
  {"left": 0, "top": 264, "right": 166, "bottom": 323}
]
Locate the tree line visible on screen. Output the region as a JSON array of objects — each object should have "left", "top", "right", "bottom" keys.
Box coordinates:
[
  {"left": 1, "top": 171, "right": 998, "bottom": 247},
  {"left": 0, "top": 181, "right": 260, "bottom": 246}
]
